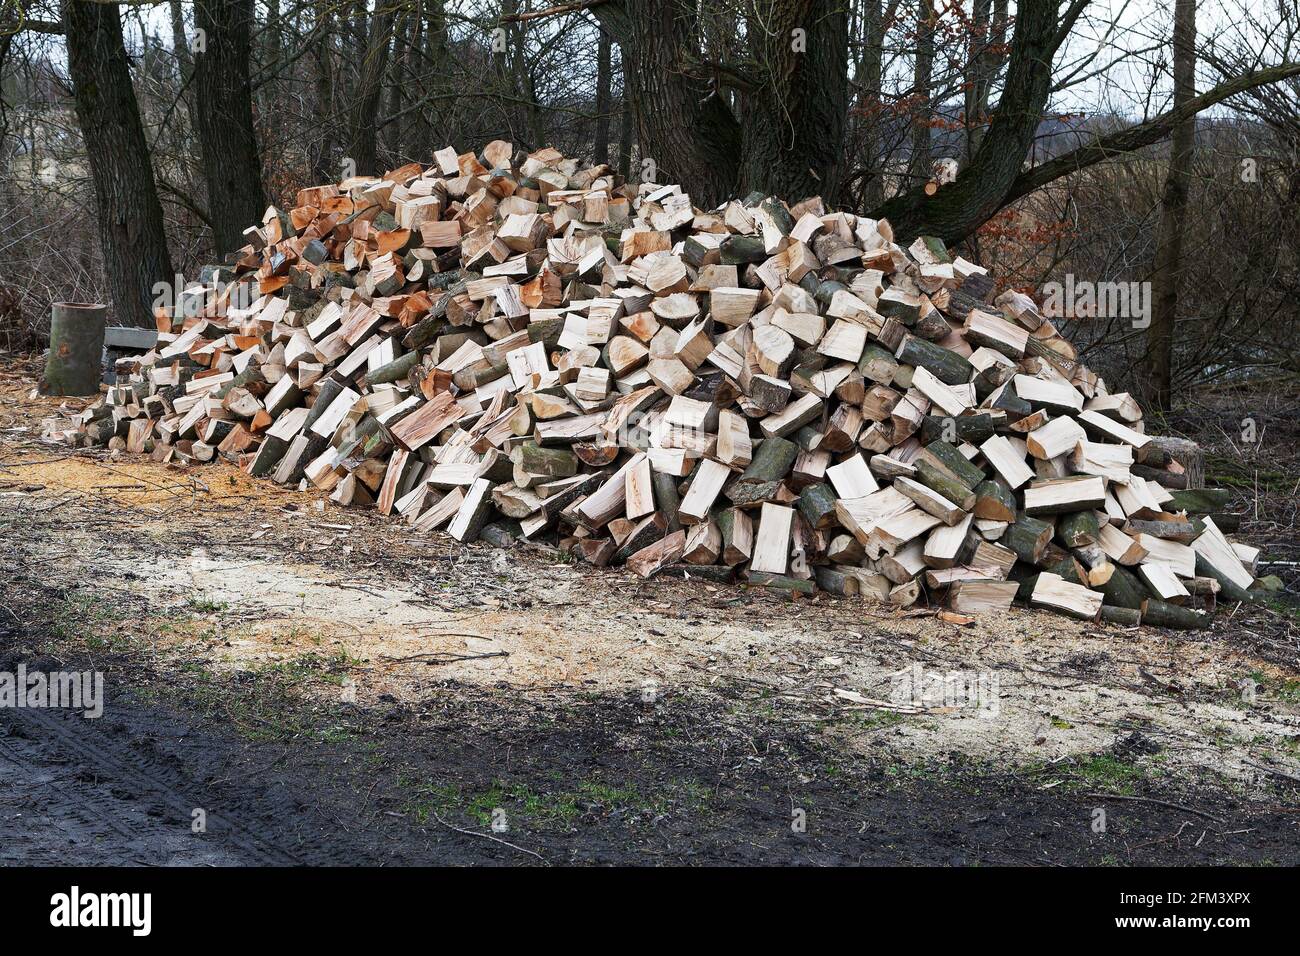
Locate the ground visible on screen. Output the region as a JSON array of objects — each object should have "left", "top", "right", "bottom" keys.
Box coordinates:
[{"left": 1, "top": 354, "right": 1298, "bottom": 865}]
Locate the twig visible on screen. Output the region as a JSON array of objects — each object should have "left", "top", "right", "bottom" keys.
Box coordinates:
[
  {"left": 1245, "top": 760, "right": 1300, "bottom": 784},
  {"left": 1084, "top": 792, "right": 1224, "bottom": 823},
  {"left": 428, "top": 811, "right": 547, "bottom": 863},
  {"left": 382, "top": 650, "right": 508, "bottom": 665}
]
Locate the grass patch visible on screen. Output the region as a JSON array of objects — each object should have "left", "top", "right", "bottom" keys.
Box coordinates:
[
  {"left": 151, "top": 657, "right": 361, "bottom": 744},
  {"left": 185, "top": 596, "right": 229, "bottom": 614},
  {"left": 1204, "top": 454, "right": 1291, "bottom": 493},
  {"left": 402, "top": 774, "right": 692, "bottom": 830},
  {"left": 1263, "top": 597, "right": 1300, "bottom": 625},
  {"left": 854, "top": 709, "right": 911, "bottom": 730},
  {"left": 255, "top": 649, "right": 360, "bottom": 687},
  {"left": 1070, "top": 754, "right": 1153, "bottom": 795},
  {"left": 46, "top": 592, "right": 136, "bottom": 653}
]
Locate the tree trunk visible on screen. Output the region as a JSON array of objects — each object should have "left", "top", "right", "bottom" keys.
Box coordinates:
[
  {"left": 869, "top": 0, "right": 1062, "bottom": 243},
  {"left": 61, "top": 0, "right": 174, "bottom": 328},
  {"left": 736, "top": 0, "right": 850, "bottom": 200},
  {"left": 193, "top": 0, "right": 266, "bottom": 255},
  {"left": 593, "top": 0, "right": 846, "bottom": 205},
  {"left": 385, "top": 13, "right": 409, "bottom": 159},
  {"left": 617, "top": 76, "right": 634, "bottom": 179},
  {"left": 593, "top": 0, "right": 741, "bottom": 204},
  {"left": 347, "top": 8, "right": 396, "bottom": 175},
  {"left": 168, "top": 2, "right": 201, "bottom": 137},
  {"left": 593, "top": 29, "right": 612, "bottom": 165},
  {"left": 407, "top": 0, "right": 445, "bottom": 160},
  {"left": 964, "top": 0, "right": 990, "bottom": 162},
  {"left": 964, "top": 0, "right": 1009, "bottom": 164},
  {"left": 858, "top": 0, "right": 887, "bottom": 208},
  {"left": 44, "top": 302, "right": 107, "bottom": 396},
  {"left": 493, "top": 0, "right": 522, "bottom": 143},
  {"left": 909, "top": 0, "right": 934, "bottom": 185},
  {"left": 310, "top": 8, "right": 336, "bottom": 183},
  {"left": 1145, "top": 0, "right": 1197, "bottom": 413}
]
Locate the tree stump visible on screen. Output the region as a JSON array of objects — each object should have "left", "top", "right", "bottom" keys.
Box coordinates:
[{"left": 43, "top": 302, "right": 108, "bottom": 396}]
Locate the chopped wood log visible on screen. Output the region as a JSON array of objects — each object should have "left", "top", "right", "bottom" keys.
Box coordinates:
[
  {"left": 1123, "top": 517, "right": 1196, "bottom": 543},
  {"left": 1025, "top": 416, "right": 1086, "bottom": 460},
  {"left": 751, "top": 503, "right": 794, "bottom": 574},
  {"left": 760, "top": 393, "right": 823, "bottom": 439},
  {"left": 717, "top": 507, "right": 754, "bottom": 566},
  {"left": 973, "top": 480, "right": 1017, "bottom": 522},
  {"left": 745, "top": 571, "right": 817, "bottom": 596},
  {"left": 1023, "top": 476, "right": 1106, "bottom": 516},
  {"left": 680, "top": 459, "right": 731, "bottom": 524},
  {"left": 1140, "top": 598, "right": 1208, "bottom": 630},
  {"left": 1013, "top": 375, "right": 1083, "bottom": 415},
  {"left": 825, "top": 453, "right": 878, "bottom": 498},
  {"left": 1190, "top": 516, "right": 1253, "bottom": 591},
  {"left": 1030, "top": 572, "right": 1102, "bottom": 621},
  {"left": 627, "top": 530, "right": 686, "bottom": 578},
  {"left": 923, "top": 514, "right": 973, "bottom": 568},
  {"left": 913, "top": 459, "right": 977, "bottom": 512},
  {"left": 1004, "top": 513, "right": 1053, "bottom": 564},
  {"left": 889, "top": 579, "right": 922, "bottom": 607},
  {"left": 1099, "top": 606, "right": 1142, "bottom": 627},
  {"left": 683, "top": 520, "right": 722, "bottom": 565},
  {"left": 448, "top": 478, "right": 496, "bottom": 543},
  {"left": 1101, "top": 564, "right": 1149, "bottom": 611},
  {"left": 624, "top": 454, "right": 655, "bottom": 519},
  {"left": 1076, "top": 409, "right": 1150, "bottom": 449},
  {"left": 1193, "top": 553, "right": 1259, "bottom": 604},
  {"left": 1056, "top": 510, "right": 1099, "bottom": 549},
  {"left": 895, "top": 335, "right": 973, "bottom": 385},
  {"left": 1134, "top": 534, "right": 1196, "bottom": 578},
  {"left": 897, "top": 476, "right": 967, "bottom": 526},
  {"left": 979, "top": 435, "right": 1034, "bottom": 489},
  {"left": 1166, "top": 487, "right": 1233, "bottom": 514},
  {"left": 788, "top": 481, "right": 834, "bottom": 530},
  {"left": 917, "top": 440, "right": 985, "bottom": 490},
  {"left": 947, "top": 580, "right": 1019, "bottom": 614},
  {"left": 715, "top": 409, "right": 753, "bottom": 468},
  {"left": 1138, "top": 562, "right": 1190, "bottom": 603}
]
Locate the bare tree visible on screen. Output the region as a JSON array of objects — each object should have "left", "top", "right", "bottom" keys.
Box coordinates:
[
  {"left": 1143, "top": 0, "right": 1198, "bottom": 412},
  {"left": 193, "top": 0, "right": 266, "bottom": 254},
  {"left": 60, "top": 0, "right": 173, "bottom": 327},
  {"left": 592, "top": 27, "right": 611, "bottom": 166},
  {"left": 909, "top": 0, "right": 934, "bottom": 185},
  {"left": 347, "top": 6, "right": 396, "bottom": 175}
]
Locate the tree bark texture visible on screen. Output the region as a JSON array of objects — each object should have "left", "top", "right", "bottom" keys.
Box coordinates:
[
  {"left": 61, "top": 0, "right": 174, "bottom": 328},
  {"left": 593, "top": 29, "right": 612, "bottom": 166},
  {"left": 1144, "top": 0, "right": 1197, "bottom": 412},
  {"left": 193, "top": 0, "right": 266, "bottom": 255},
  {"left": 347, "top": 8, "right": 396, "bottom": 175}
]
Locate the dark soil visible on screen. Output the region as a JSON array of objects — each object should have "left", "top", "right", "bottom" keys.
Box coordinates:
[{"left": 2, "top": 630, "right": 1298, "bottom": 867}]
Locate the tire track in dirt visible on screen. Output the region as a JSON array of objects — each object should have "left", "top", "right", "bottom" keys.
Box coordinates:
[
  {"left": 0, "top": 725, "right": 234, "bottom": 866},
  {"left": 1, "top": 706, "right": 310, "bottom": 865}
]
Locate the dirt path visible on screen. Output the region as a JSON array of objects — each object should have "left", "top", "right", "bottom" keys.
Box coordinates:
[{"left": 3, "top": 357, "right": 1299, "bottom": 864}]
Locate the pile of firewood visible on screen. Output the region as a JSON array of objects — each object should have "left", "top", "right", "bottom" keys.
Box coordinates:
[{"left": 66, "top": 141, "right": 1263, "bottom": 627}]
